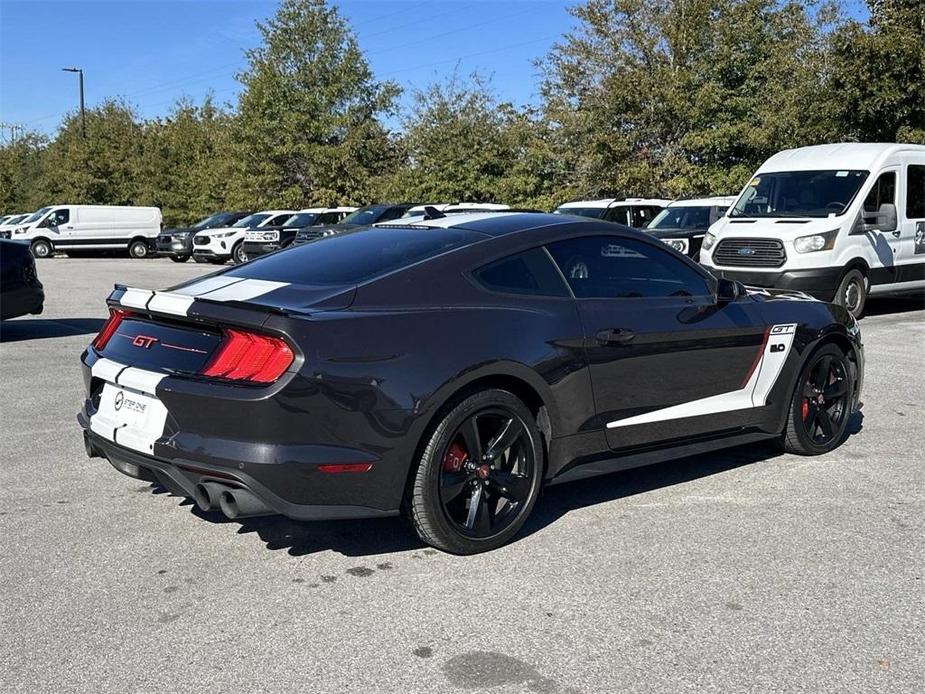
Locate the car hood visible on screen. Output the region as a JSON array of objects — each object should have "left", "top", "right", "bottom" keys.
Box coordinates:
[
  {"left": 298, "top": 223, "right": 361, "bottom": 235},
  {"left": 712, "top": 215, "right": 846, "bottom": 238},
  {"left": 160, "top": 227, "right": 195, "bottom": 235}
]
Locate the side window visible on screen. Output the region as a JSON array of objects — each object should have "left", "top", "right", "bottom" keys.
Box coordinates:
[
  {"left": 378, "top": 207, "right": 406, "bottom": 222},
  {"left": 603, "top": 206, "right": 629, "bottom": 225},
  {"left": 632, "top": 206, "right": 659, "bottom": 228},
  {"left": 266, "top": 215, "right": 289, "bottom": 226},
  {"left": 42, "top": 209, "right": 69, "bottom": 227},
  {"left": 472, "top": 247, "right": 570, "bottom": 297},
  {"left": 907, "top": 165, "right": 925, "bottom": 219},
  {"left": 317, "top": 212, "right": 340, "bottom": 224},
  {"left": 546, "top": 236, "right": 711, "bottom": 299},
  {"left": 863, "top": 171, "right": 896, "bottom": 213}
]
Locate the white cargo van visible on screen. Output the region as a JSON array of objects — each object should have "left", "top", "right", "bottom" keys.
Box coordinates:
[
  {"left": 7, "top": 205, "right": 162, "bottom": 259},
  {"left": 700, "top": 143, "right": 925, "bottom": 317}
]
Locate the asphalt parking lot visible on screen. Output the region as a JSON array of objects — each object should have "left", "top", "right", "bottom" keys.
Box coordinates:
[{"left": 1, "top": 257, "right": 923, "bottom": 693}]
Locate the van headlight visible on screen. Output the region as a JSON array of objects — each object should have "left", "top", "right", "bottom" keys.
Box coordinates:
[
  {"left": 662, "top": 238, "right": 688, "bottom": 254},
  {"left": 794, "top": 229, "right": 838, "bottom": 253},
  {"left": 702, "top": 231, "right": 717, "bottom": 251}
]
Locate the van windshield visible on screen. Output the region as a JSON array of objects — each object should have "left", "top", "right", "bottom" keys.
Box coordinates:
[
  {"left": 23, "top": 207, "right": 52, "bottom": 224},
  {"left": 731, "top": 170, "right": 868, "bottom": 218}
]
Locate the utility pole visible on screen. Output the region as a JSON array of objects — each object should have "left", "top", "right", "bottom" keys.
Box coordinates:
[{"left": 62, "top": 67, "right": 85, "bottom": 137}]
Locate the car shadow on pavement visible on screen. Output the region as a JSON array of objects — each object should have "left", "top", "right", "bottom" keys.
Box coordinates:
[
  {"left": 0, "top": 317, "right": 104, "bottom": 342},
  {"left": 143, "top": 419, "right": 864, "bottom": 558},
  {"left": 864, "top": 294, "right": 924, "bottom": 317}
]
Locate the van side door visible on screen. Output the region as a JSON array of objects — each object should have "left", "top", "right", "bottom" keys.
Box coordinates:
[{"left": 898, "top": 155, "right": 925, "bottom": 288}]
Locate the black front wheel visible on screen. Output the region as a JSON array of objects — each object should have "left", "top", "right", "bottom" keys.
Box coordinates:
[
  {"left": 408, "top": 389, "right": 543, "bottom": 554},
  {"left": 781, "top": 344, "right": 853, "bottom": 455}
]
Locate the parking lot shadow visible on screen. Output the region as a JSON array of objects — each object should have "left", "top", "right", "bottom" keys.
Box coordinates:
[
  {"left": 0, "top": 317, "right": 105, "bottom": 343},
  {"left": 864, "top": 294, "right": 924, "bottom": 317},
  {"left": 142, "top": 438, "right": 801, "bottom": 558}
]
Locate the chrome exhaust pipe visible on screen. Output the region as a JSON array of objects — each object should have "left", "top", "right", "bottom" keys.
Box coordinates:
[
  {"left": 218, "top": 488, "right": 271, "bottom": 519},
  {"left": 193, "top": 481, "right": 228, "bottom": 513}
]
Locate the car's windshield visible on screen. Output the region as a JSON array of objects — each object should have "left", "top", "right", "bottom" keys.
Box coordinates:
[
  {"left": 648, "top": 206, "right": 715, "bottom": 230},
  {"left": 193, "top": 212, "right": 230, "bottom": 229},
  {"left": 553, "top": 207, "right": 606, "bottom": 219},
  {"left": 23, "top": 207, "right": 52, "bottom": 224},
  {"left": 342, "top": 206, "right": 387, "bottom": 226},
  {"left": 227, "top": 228, "right": 483, "bottom": 285},
  {"left": 5, "top": 214, "right": 26, "bottom": 224},
  {"left": 232, "top": 213, "right": 271, "bottom": 228},
  {"left": 282, "top": 212, "right": 321, "bottom": 228},
  {"left": 731, "top": 170, "right": 869, "bottom": 218}
]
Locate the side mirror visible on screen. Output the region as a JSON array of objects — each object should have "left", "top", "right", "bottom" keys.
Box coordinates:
[
  {"left": 716, "top": 277, "right": 742, "bottom": 303},
  {"left": 861, "top": 203, "right": 897, "bottom": 233}
]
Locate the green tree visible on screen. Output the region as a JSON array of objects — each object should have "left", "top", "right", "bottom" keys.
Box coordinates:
[
  {"left": 138, "top": 96, "right": 236, "bottom": 226},
  {"left": 232, "top": 0, "right": 399, "bottom": 208},
  {"left": 829, "top": 0, "right": 925, "bottom": 142},
  {"left": 539, "top": 0, "right": 841, "bottom": 202},
  {"left": 0, "top": 131, "right": 48, "bottom": 213},
  {"left": 38, "top": 100, "right": 145, "bottom": 206},
  {"left": 380, "top": 74, "right": 563, "bottom": 208}
]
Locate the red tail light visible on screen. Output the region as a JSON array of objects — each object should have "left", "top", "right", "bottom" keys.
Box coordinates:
[
  {"left": 92, "top": 308, "right": 131, "bottom": 350},
  {"left": 201, "top": 328, "right": 293, "bottom": 383}
]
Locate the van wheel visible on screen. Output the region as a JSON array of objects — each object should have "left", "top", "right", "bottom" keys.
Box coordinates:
[
  {"left": 407, "top": 389, "right": 543, "bottom": 554},
  {"left": 30, "top": 239, "right": 53, "bottom": 258},
  {"left": 231, "top": 242, "right": 246, "bottom": 265},
  {"left": 129, "top": 240, "right": 150, "bottom": 259},
  {"left": 835, "top": 269, "right": 867, "bottom": 318}
]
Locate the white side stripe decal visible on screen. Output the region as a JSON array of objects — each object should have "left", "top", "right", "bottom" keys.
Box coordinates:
[{"left": 606, "top": 323, "right": 797, "bottom": 429}]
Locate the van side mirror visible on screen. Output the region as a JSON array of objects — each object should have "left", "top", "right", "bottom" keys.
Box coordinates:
[
  {"left": 716, "top": 277, "right": 742, "bottom": 303},
  {"left": 861, "top": 203, "right": 897, "bottom": 233}
]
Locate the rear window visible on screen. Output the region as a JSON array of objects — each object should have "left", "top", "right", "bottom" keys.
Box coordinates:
[{"left": 227, "top": 227, "right": 483, "bottom": 285}]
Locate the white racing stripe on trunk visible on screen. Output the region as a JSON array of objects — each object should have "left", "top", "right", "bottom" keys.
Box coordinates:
[
  {"left": 120, "top": 287, "right": 154, "bottom": 310},
  {"left": 117, "top": 367, "right": 166, "bottom": 395},
  {"left": 172, "top": 276, "right": 245, "bottom": 297},
  {"left": 195, "top": 278, "right": 289, "bottom": 302},
  {"left": 91, "top": 357, "right": 126, "bottom": 383},
  {"left": 606, "top": 323, "right": 798, "bottom": 429},
  {"left": 147, "top": 292, "right": 195, "bottom": 316}
]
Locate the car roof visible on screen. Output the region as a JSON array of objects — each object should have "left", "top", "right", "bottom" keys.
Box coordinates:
[
  {"left": 758, "top": 143, "right": 925, "bottom": 173},
  {"left": 667, "top": 196, "right": 736, "bottom": 208},
  {"left": 376, "top": 211, "right": 588, "bottom": 237},
  {"left": 556, "top": 198, "right": 671, "bottom": 209}
]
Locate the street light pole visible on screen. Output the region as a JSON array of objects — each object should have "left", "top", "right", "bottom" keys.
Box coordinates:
[{"left": 62, "top": 67, "right": 85, "bottom": 137}]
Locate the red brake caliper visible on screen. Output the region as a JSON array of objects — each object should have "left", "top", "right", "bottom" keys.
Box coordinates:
[
  {"left": 801, "top": 399, "right": 810, "bottom": 421},
  {"left": 443, "top": 443, "right": 468, "bottom": 472}
]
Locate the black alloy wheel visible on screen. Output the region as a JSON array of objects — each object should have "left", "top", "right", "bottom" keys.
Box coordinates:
[
  {"left": 781, "top": 344, "right": 853, "bottom": 454},
  {"left": 409, "top": 389, "right": 543, "bottom": 554}
]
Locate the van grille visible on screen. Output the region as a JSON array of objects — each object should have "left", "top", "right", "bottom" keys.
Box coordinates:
[{"left": 713, "top": 238, "right": 786, "bottom": 267}]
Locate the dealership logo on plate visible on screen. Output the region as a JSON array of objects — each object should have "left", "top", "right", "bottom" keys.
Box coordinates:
[{"left": 114, "top": 391, "right": 124, "bottom": 411}]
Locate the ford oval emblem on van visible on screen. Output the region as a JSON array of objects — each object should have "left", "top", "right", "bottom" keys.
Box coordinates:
[{"left": 738, "top": 247, "right": 756, "bottom": 256}]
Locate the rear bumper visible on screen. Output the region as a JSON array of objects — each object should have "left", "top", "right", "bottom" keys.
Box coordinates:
[
  {"left": 706, "top": 266, "right": 843, "bottom": 302},
  {"left": 79, "top": 414, "right": 398, "bottom": 521}
]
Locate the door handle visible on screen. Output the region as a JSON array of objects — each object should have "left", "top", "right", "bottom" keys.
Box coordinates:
[{"left": 596, "top": 328, "right": 635, "bottom": 345}]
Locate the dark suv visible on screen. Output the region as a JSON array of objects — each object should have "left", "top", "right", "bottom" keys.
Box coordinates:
[
  {"left": 292, "top": 204, "right": 416, "bottom": 245},
  {"left": 241, "top": 208, "right": 354, "bottom": 260},
  {"left": 156, "top": 212, "right": 249, "bottom": 262}
]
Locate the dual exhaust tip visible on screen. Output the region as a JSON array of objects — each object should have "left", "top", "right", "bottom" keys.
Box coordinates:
[{"left": 193, "top": 481, "right": 270, "bottom": 520}]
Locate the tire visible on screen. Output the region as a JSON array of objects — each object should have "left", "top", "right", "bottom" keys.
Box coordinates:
[
  {"left": 30, "top": 239, "right": 53, "bottom": 258},
  {"left": 169, "top": 255, "right": 189, "bottom": 263},
  {"left": 834, "top": 268, "right": 867, "bottom": 318},
  {"left": 231, "top": 242, "right": 246, "bottom": 265},
  {"left": 128, "top": 239, "right": 150, "bottom": 259},
  {"left": 780, "top": 344, "right": 854, "bottom": 455},
  {"left": 192, "top": 255, "right": 210, "bottom": 264},
  {"left": 408, "top": 389, "right": 543, "bottom": 554}
]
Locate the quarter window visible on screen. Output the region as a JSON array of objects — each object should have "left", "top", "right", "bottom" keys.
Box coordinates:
[
  {"left": 907, "top": 165, "right": 925, "bottom": 219},
  {"left": 863, "top": 171, "right": 896, "bottom": 213},
  {"left": 546, "top": 236, "right": 711, "bottom": 299},
  {"left": 473, "top": 248, "right": 569, "bottom": 297},
  {"left": 603, "top": 206, "right": 630, "bottom": 225}
]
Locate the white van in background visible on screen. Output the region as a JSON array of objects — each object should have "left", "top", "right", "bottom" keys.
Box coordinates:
[
  {"left": 554, "top": 198, "right": 671, "bottom": 229},
  {"left": 700, "top": 143, "right": 925, "bottom": 317},
  {"left": 6, "top": 205, "right": 162, "bottom": 259}
]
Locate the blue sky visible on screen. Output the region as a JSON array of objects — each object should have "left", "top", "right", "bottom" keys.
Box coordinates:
[
  {"left": 0, "top": 0, "right": 575, "bottom": 135},
  {"left": 0, "top": 0, "right": 869, "bottom": 137}
]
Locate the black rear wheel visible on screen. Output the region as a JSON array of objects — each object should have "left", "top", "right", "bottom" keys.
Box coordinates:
[
  {"left": 781, "top": 344, "right": 853, "bottom": 455},
  {"left": 408, "top": 389, "right": 543, "bottom": 554}
]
